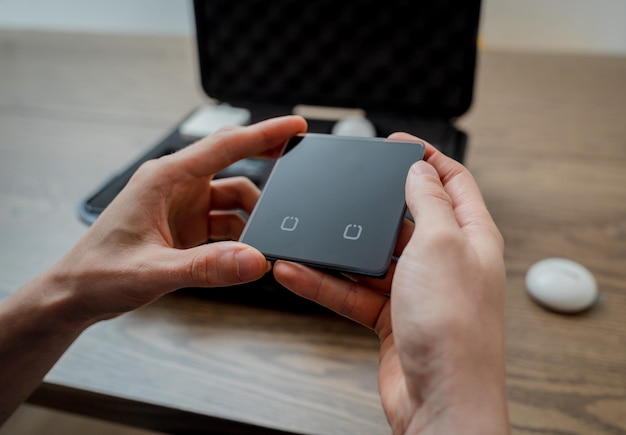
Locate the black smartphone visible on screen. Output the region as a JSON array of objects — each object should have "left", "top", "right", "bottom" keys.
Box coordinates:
[{"left": 239, "top": 134, "right": 425, "bottom": 277}]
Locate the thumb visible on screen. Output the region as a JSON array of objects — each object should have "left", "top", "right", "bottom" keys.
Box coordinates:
[
  {"left": 405, "top": 160, "right": 457, "bottom": 232},
  {"left": 165, "top": 241, "right": 270, "bottom": 289}
]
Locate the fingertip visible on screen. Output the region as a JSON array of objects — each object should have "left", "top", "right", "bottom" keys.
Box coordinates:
[
  {"left": 289, "top": 115, "right": 309, "bottom": 138},
  {"left": 235, "top": 248, "right": 269, "bottom": 282},
  {"left": 406, "top": 160, "right": 443, "bottom": 206},
  {"left": 273, "top": 261, "right": 315, "bottom": 291},
  {"left": 387, "top": 133, "right": 438, "bottom": 158},
  {"left": 388, "top": 132, "right": 418, "bottom": 141},
  {"left": 268, "top": 114, "right": 308, "bottom": 133},
  {"left": 272, "top": 260, "right": 298, "bottom": 283},
  {"left": 291, "top": 114, "right": 308, "bottom": 131},
  {"left": 405, "top": 160, "right": 456, "bottom": 227},
  {"left": 409, "top": 159, "right": 439, "bottom": 179}
]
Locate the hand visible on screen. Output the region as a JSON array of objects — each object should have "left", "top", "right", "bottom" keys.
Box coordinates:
[
  {"left": 49, "top": 115, "right": 307, "bottom": 324},
  {"left": 273, "top": 135, "right": 509, "bottom": 434},
  {"left": 0, "top": 116, "right": 307, "bottom": 422}
]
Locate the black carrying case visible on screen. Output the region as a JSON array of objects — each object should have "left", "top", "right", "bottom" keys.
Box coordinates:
[
  {"left": 79, "top": 0, "right": 481, "bottom": 311},
  {"left": 193, "top": 0, "right": 481, "bottom": 159}
]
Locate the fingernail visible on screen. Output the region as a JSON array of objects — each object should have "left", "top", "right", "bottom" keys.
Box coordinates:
[
  {"left": 236, "top": 249, "right": 264, "bottom": 281},
  {"left": 411, "top": 160, "right": 438, "bottom": 177}
]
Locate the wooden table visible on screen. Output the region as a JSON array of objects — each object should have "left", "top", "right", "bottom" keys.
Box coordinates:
[{"left": 1, "top": 30, "right": 625, "bottom": 435}]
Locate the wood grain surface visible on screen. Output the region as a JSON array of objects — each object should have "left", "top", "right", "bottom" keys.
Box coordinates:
[
  {"left": 0, "top": 30, "right": 625, "bottom": 434},
  {"left": 460, "top": 51, "right": 626, "bottom": 435}
]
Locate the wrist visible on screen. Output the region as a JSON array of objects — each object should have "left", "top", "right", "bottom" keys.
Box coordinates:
[
  {"left": 15, "top": 270, "right": 93, "bottom": 336},
  {"left": 405, "top": 402, "right": 510, "bottom": 435},
  {"left": 402, "top": 364, "right": 510, "bottom": 435},
  {"left": 395, "top": 330, "right": 509, "bottom": 435},
  {"left": 0, "top": 268, "right": 95, "bottom": 423}
]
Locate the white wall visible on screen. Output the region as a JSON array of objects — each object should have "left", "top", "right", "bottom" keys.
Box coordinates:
[
  {"left": 481, "top": 0, "right": 626, "bottom": 55},
  {"left": 0, "top": 0, "right": 625, "bottom": 55},
  {"left": 0, "top": 0, "right": 194, "bottom": 35}
]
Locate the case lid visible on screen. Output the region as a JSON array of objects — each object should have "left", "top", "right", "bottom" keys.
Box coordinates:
[{"left": 193, "top": 0, "right": 481, "bottom": 119}]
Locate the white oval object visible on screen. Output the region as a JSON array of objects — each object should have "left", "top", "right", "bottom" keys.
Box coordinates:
[{"left": 525, "top": 258, "right": 598, "bottom": 313}]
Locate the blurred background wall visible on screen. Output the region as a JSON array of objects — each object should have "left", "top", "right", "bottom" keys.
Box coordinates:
[{"left": 0, "top": 0, "right": 625, "bottom": 55}]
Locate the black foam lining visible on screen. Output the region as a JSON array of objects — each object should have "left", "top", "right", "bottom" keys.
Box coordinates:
[{"left": 194, "top": 0, "right": 481, "bottom": 118}]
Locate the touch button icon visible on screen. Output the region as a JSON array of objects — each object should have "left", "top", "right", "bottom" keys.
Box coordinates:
[
  {"left": 343, "top": 224, "right": 363, "bottom": 240},
  {"left": 280, "top": 216, "right": 299, "bottom": 231}
]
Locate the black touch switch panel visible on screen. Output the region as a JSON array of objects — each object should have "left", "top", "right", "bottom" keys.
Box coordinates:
[{"left": 240, "top": 134, "right": 425, "bottom": 277}]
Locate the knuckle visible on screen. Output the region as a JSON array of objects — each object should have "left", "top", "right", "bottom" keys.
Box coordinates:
[
  {"left": 188, "top": 252, "right": 220, "bottom": 286},
  {"left": 227, "top": 175, "right": 254, "bottom": 191},
  {"left": 132, "top": 156, "right": 179, "bottom": 184},
  {"left": 133, "top": 159, "right": 163, "bottom": 180},
  {"left": 407, "top": 183, "right": 451, "bottom": 212},
  {"left": 224, "top": 176, "right": 261, "bottom": 207},
  {"left": 234, "top": 176, "right": 260, "bottom": 198},
  {"left": 235, "top": 175, "right": 257, "bottom": 190},
  {"left": 336, "top": 281, "right": 360, "bottom": 318}
]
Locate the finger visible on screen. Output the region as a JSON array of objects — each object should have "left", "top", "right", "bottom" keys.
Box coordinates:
[
  {"left": 174, "top": 115, "right": 307, "bottom": 177},
  {"left": 420, "top": 147, "right": 503, "bottom": 252},
  {"left": 391, "top": 132, "right": 495, "bottom": 232},
  {"left": 427, "top": 156, "right": 503, "bottom": 253},
  {"left": 209, "top": 176, "right": 261, "bottom": 214},
  {"left": 393, "top": 218, "right": 414, "bottom": 257},
  {"left": 407, "top": 152, "right": 504, "bottom": 256},
  {"left": 387, "top": 132, "right": 460, "bottom": 231},
  {"left": 389, "top": 131, "right": 504, "bottom": 259},
  {"left": 390, "top": 131, "right": 488, "bottom": 226},
  {"left": 406, "top": 160, "right": 459, "bottom": 233},
  {"left": 387, "top": 132, "right": 438, "bottom": 160},
  {"left": 346, "top": 260, "right": 397, "bottom": 295},
  {"left": 163, "top": 241, "right": 270, "bottom": 288},
  {"left": 273, "top": 261, "right": 389, "bottom": 330},
  {"left": 208, "top": 211, "right": 247, "bottom": 240}
]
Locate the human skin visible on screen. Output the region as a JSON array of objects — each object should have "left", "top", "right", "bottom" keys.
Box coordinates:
[
  {"left": 0, "top": 115, "right": 308, "bottom": 424},
  {"left": 0, "top": 120, "right": 509, "bottom": 433},
  {"left": 273, "top": 135, "right": 510, "bottom": 434}
]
